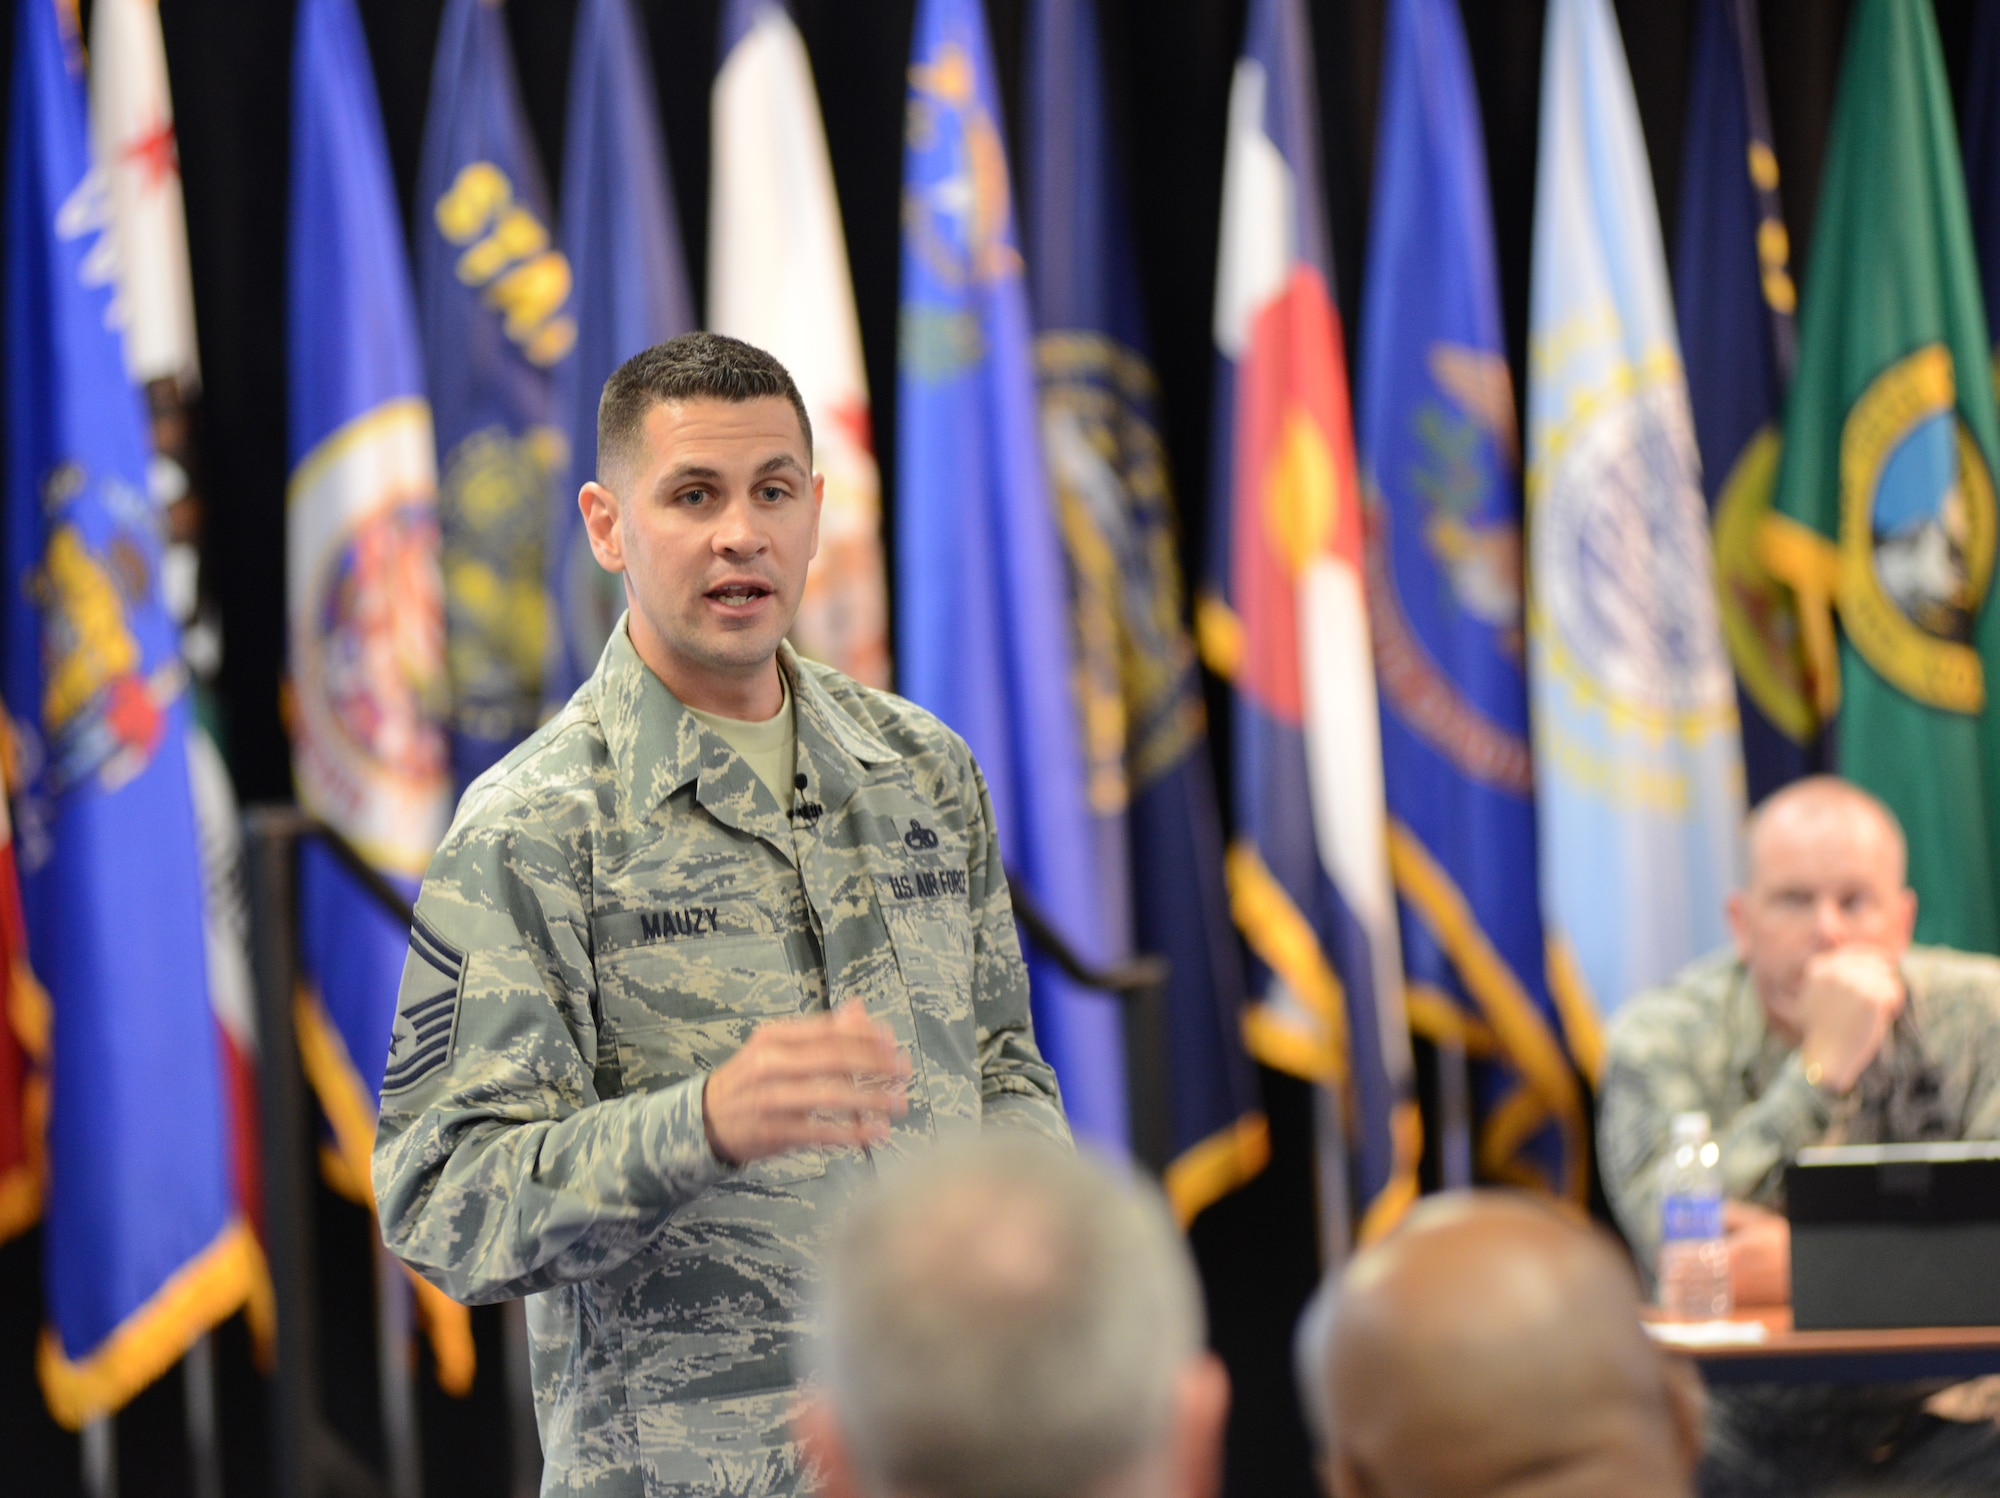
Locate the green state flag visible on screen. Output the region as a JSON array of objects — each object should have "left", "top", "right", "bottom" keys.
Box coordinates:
[{"left": 1763, "top": 0, "right": 2000, "bottom": 950}]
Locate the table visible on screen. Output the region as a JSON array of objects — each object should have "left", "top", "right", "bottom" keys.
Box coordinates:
[{"left": 1646, "top": 1308, "right": 2000, "bottom": 1385}]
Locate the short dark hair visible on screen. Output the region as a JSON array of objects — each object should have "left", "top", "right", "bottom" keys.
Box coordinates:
[{"left": 594, "top": 332, "right": 813, "bottom": 490}]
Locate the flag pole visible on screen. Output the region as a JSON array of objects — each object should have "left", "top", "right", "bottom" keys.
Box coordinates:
[
  {"left": 81, "top": 1418, "right": 115, "bottom": 1498},
  {"left": 1434, "top": 1034, "right": 1473, "bottom": 1190},
  {"left": 183, "top": 1333, "right": 223, "bottom": 1498},
  {"left": 375, "top": 1243, "right": 423, "bottom": 1498}
]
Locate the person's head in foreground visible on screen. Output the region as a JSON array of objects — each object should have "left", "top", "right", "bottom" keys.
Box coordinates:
[
  {"left": 1728, "top": 774, "right": 1916, "bottom": 1059},
  {"left": 797, "top": 1137, "right": 1230, "bottom": 1498},
  {"left": 1297, "top": 1191, "right": 1704, "bottom": 1498}
]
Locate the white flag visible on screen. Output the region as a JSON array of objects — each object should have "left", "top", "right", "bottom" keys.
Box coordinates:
[
  {"left": 711, "top": 0, "right": 889, "bottom": 687},
  {"left": 89, "top": 0, "right": 198, "bottom": 390}
]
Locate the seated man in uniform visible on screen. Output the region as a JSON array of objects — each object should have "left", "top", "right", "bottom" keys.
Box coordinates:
[
  {"left": 1294, "top": 1191, "right": 1704, "bottom": 1498},
  {"left": 372, "top": 332, "right": 1069, "bottom": 1497},
  {"left": 794, "top": 1136, "right": 1230, "bottom": 1498},
  {"left": 1599, "top": 775, "right": 2000, "bottom": 1495}
]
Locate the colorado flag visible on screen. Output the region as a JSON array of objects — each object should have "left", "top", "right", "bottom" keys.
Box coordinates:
[{"left": 1199, "top": 0, "right": 1418, "bottom": 1243}]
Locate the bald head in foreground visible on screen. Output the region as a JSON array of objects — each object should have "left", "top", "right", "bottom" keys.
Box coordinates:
[
  {"left": 1299, "top": 1192, "right": 1703, "bottom": 1498},
  {"left": 796, "top": 1138, "right": 1230, "bottom": 1498}
]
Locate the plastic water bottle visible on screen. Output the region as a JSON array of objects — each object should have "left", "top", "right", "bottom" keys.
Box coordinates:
[{"left": 1658, "top": 1111, "right": 1733, "bottom": 1321}]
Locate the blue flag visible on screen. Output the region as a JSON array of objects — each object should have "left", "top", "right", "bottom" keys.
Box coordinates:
[
  {"left": 1675, "top": 0, "right": 1815, "bottom": 804},
  {"left": 5, "top": 0, "right": 252, "bottom": 1426},
  {"left": 546, "top": 0, "right": 693, "bottom": 707},
  {"left": 289, "top": 0, "right": 470, "bottom": 1392},
  {"left": 1527, "top": 0, "right": 1744, "bottom": 1061},
  {"left": 1359, "top": 0, "right": 1584, "bottom": 1200},
  {"left": 898, "top": 0, "right": 1128, "bottom": 1150},
  {"left": 1024, "top": 0, "right": 1264, "bottom": 1218},
  {"left": 1199, "top": 0, "right": 1420, "bottom": 1245},
  {"left": 416, "top": 0, "right": 575, "bottom": 787}
]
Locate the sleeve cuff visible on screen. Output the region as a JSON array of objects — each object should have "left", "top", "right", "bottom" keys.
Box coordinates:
[
  {"left": 1765, "top": 1053, "right": 1839, "bottom": 1141},
  {"left": 634, "top": 1076, "right": 734, "bottom": 1206}
]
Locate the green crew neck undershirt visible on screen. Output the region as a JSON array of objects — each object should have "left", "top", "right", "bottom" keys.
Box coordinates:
[{"left": 684, "top": 673, "right": 797, "bottom": 812}]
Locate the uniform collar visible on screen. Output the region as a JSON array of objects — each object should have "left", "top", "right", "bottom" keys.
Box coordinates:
[
  {"left": 596, "top": 620, "right": 898, "bottom": 825},
  {"left": 786, "top": 643, "right": 899, "bottom": 818}
]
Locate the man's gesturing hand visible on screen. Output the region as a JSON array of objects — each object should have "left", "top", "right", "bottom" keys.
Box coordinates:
[
  {"left": 1798, "top": 946, "right": 1904, "bottom": 1096},
  {"left": 702, "top": 1002, "right": 911, "bottom": 1166}
]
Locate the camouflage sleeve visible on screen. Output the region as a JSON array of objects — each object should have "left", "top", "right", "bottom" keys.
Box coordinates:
[
  {"left": 1599, "top": 993, "right": 1832, "bottom": 1271},
  {"left": 962, "top": 754, "right": 1070, "bottom": 1144},
  {"left": 371, "top": 785, "right": 728, "bottom": 1304},
  {"left": 1934, "top": 968, "right": 2000, "bottom": 1142}
]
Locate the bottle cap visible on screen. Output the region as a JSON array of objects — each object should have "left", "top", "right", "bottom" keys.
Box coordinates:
[{"left": 1670, "top": 1111, "right": 1710, "bottom": 1142}]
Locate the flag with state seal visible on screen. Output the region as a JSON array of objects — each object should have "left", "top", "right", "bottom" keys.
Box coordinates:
[
  {"left": 1526, "top": 0, "right": 1744, "bottom": 1064},
  {"left": 6, "top": 0, "right": 254, "bottom": 1425},
  {"left": 289, "top": 0, "right": 469, "bottom": 1390},
  {"left": 1674, "top": 0, "right": 1816, "bottom": 804},
  {"left": 545, "top": 0, "right": 695, "bottom": 708},
  {"left": 417, "top": 0, "right": 575, "bottom": 788},
  {"left": 1765, "top": 0, "right": 2000, "bottom": 953},
  {"left": 896, "top": 0, "right": 1130, "bottom": 1151},
  {"left": 1197, "top": 0, "right": 1419, "bottom": 1244},
  {"left": 1359, "top": 0, "right": 1584, "bottom": 1200},
  {"left": 90, "top": 0, "right": 265, "bottom": 1247},
  {"left": 1024, "top": 0, "right": 1264, "bottom": 1220}
]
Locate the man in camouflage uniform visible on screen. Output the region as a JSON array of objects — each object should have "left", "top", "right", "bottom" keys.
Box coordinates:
[
  {"left": 1599, "top": 775, "right": 2000, "bottom": 1496},
  {"left": 372, "top": 333, "right": 1070, "bottom": 1497}
]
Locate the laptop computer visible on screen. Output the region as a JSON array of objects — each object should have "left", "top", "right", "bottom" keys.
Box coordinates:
[{"left": 1787, "top": 1141, "right": 2000, "bottom": 1330}]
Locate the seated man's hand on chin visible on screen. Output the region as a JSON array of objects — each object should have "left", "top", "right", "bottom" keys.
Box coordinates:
[
  {"left": 1723, "top": 1200, "right": 1790, "bottom": 1309},
  {"left": 1797, "top": 945, "right": 1905, "bottom": 1095}
]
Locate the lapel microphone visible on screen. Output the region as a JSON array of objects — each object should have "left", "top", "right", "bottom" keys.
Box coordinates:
[{"left": 790, "top": 770, "right": 824, "bottom": 824}]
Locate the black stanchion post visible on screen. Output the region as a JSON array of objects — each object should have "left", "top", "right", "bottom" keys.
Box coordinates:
[
  {"left": 245, "top": 807, "right": 392, "bottom": 1498},
  {"left": 1120, "top": 969, "right": 1174, "bottom": 1178},
  {"left": 245, "top": 805, "right": 316, "bottom": 1498}
]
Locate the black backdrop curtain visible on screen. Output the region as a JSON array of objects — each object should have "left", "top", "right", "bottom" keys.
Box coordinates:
[{"left": 0, "top": 1, "right": 1981, "bottom": 1494}]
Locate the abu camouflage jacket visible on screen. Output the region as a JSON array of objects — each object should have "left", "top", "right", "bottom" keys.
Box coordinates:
[
  {"left": 372, "top": 626, "right": 1069, "bottom": 1497},
  {"left": 1599, "top": 944, "right": 2000, "bottom": 1274}
]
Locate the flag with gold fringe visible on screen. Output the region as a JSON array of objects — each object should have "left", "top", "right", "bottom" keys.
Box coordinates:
[
  {"left": 1199, "top": 0, "right": 1420, "bottom": 1245},
  {"left": 1024, "top": 0, "right": 1265, "bottom": 1221},
  {"left": 90, "top": 0, "right": 266, "bottom": 1250},
  {"left": 1359, "top": 0, "right": 1585, "bottom": 1200},
  {"left": 6, "top": 0, "right": 254, "bottom": 1426},
  {"left": 289, "top": 0, "right": 471, "bottom": 1392}
]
